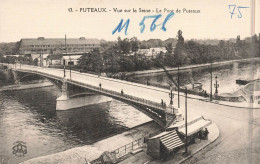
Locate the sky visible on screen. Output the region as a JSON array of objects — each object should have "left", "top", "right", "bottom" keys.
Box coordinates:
[{"left": 0, "top": 0, "right": 259, "bottom": 42}]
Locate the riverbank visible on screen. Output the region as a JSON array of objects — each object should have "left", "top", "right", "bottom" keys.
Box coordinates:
[
  {"left": 123, "top": 57, "right": 260, "bottom": 76},
  {"left": 20, "top": 121, "right": 162, "bottom": 164},
  {"left": 119, "top": 122, "right": 219, "bottom": 164}
]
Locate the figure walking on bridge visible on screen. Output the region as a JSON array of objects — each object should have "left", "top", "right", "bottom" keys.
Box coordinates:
[
  {"left": 121, "top": 89, "right": 124, "bottom": 95},
  {"left": 99, "top": 83, "right": 102, "bottom": 89},
  {"left": 161, "top": 99, "right": 164, "bottom": 107}
]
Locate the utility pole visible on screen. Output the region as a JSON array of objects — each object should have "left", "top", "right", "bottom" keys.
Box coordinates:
[
  {"left": 169, "top": 85, "right": 174, "bottom": 105},
  {"left": 182, "top": 87, "right": 188, "bottom": 157},
  {"left": 40, "top": 49, "right": 43, "bottom": 67},
  {"left": 63, "top": 35, "right": 67, "bottom": 79},
  {"left": 178, "top": 65, "right": 180, "bottom": 108},
  {"left": 185, "top": 87, "right": 187, "bottom": 154},
  {"left": 210, "top": 55, "right": 213, "bottom": 101},
  {"left": 65, "top": 34, "right": 71, "bottom": 80},
  {"left": 214, "top": 76, "right": 219, "bottom": 96},
  {"left": 63, "top": 59, "right": 66, "bottom": 78}
]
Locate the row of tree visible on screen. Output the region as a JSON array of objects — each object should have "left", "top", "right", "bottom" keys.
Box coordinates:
[
  {"left": 1, "top": 32, "right": 260, "bottom": 75},
  {"left": 78, "top": 32, "right": 260, "bottom": 75}
]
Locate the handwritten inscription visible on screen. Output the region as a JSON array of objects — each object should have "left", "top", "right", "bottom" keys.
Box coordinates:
[
  {"left": 228, "top": 5, "right": 249, "bottom": 19},
  {"left": 112, "top": 12, "right": 174, "bottom": 35}
]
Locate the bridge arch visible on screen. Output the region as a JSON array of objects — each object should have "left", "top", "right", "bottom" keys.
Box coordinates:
[{"left": 12, "top": 70, "right": 63, "bottom": 91}]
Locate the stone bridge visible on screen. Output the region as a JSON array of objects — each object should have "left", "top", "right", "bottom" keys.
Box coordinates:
[{"left": 3, "top": 64, "right": 181, "bottom": 127}]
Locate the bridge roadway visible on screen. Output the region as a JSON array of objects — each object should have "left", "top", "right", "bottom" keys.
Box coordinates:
[{"left": 7, "top": 64, "right": 204, "bottom": 116}]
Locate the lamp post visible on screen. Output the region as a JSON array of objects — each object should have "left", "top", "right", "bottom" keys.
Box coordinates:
[
  {"left": 214, "top": 76, "right": 219, "bottom": 96},
  {"left": 40, "top": 49, "right": 43, "bottom": 67},
  {"left": 65, "top": 34, "right": 71, "bottom": 80},
  {"left": 182, "top": 87, "right": 188, "bottom": 157},
  {"left": 178, "top": 65, "right": 180, "bottom": 108},
  {"left": 169, "top": 85, "right": 174, "bottom": 105},
  {"left": 210, "top": 58, "right": 213, "bottom": 101},
  {"left": 63, "top": 59, "right": 66, "bottom": 78}
]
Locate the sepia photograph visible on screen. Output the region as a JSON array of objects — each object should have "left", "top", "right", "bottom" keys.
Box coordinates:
[{"left": 0, "top": 0, "right": 260, "bottom": 163}]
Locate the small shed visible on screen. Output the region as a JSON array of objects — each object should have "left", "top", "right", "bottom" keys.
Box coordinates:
[
  {"left": 49, "top": 54, "right": 63, "bottom": 65},
  {"left": 147, "top": 130, "right": 184, "bottom": 159}
]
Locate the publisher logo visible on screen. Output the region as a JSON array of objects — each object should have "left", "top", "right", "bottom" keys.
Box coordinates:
[
  {"left": 12, "top": 141, "right": 27, "bottom": 157},
  {"left": 0, "top": 155, "right": 8, "bottom": 164}
]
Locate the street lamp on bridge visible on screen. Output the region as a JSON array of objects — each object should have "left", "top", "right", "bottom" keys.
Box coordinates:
[
  {"left": 63, "top": 59, "right": 66, "bottom": 78},
  {"left": 210, "top": 55, "right": 213, "bottom": 101},
  {"left": 182, "top": 87, "right": 189, "bottom": 157},
  {"left": 214, "top": 76, "right": 219, "bottom": 96},
  {"left": 178, "top": 65, "right": 180, "bottom": 108},
  {"left": 169, "top": 85, "right": 174, "bottom": 105}
]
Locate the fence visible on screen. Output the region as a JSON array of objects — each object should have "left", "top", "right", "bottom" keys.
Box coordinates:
[
  {"left": 68, "top": 79, "right": 168, "bottom": 112},
  {"left": 90, "top": 128, "right": 164, "bottom": 164},
  {"left": 112, "top": 138, "right": 144, "bottom": 159}
]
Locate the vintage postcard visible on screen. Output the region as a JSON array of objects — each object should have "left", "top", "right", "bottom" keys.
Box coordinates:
[{"left": 0, "top": 0, "right": 260, "bottom": 163}]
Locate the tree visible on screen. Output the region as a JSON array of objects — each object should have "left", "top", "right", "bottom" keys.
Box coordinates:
[
  {"left": 130, "top": 37, "right": 140, "bottom": 52},
  {"left": 117, "top": 37, "right": 131, "bottom": 54},
  {"left": 173, "top": 30, "right": 186, "bottom": 66},
  {"left": 118, "top": 56, "right": 135, "bottom": 72},
  {"left": 165, "top": 42, "right": 173, "bottom": 54},
  {"left": 236, "top": 35, "right": 241, "bottom": 46},
  {"left": 176, "top": 30, "right": 184, "bottom": 47},
  {"left": 103, "top": 46, "right": 120, "bottom": 73},
  {"left": 78, "top": 49, "right": 103, "bottom": 73}
]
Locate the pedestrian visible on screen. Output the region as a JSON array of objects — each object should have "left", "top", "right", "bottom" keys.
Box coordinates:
[
  {"left": 161, "top": 99, "right": 164, "bottom": 107},
  {"left": 198, "top": 130, "right": 203, "bottom": 139},
  {"left": 121, "top": 89, "right": 124, "bottom": 95},
  {"left": 204, "top": 90, "right": 207, "bottom": 97},
  {"left": 203, "top": 128, "right": 209, "bottom": 140},
  {"left": 250, "top": 95, "right": 254, "bottom": 103},
  {"left": 99, "top": 83, "right": 102, "bottom": 89}
]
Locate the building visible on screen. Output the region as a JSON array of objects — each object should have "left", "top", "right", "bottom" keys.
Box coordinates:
[
  {"left": 62, "top": 55, "right": 82, "bottom": 65},
  {"left": 19, "top": 37, "right": 100, "bottom": 55},
  {"left": 31, "top": 54, "right": 50, "bottom": 66},
  {"left": 137, "top": 47, "right": 168, "bottom": 58},
  {"left": 49, "top": 54, "right": 63, "bottom": 65}
]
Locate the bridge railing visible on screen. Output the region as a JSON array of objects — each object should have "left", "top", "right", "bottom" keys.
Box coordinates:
[
  {"left": 68, "top": 79, "right": 167, "bottom": 111},
  {"left": 5, "top": 63, "right": 170, "bottom": 112}
]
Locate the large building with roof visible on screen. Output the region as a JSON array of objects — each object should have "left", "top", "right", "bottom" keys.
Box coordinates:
[{"left": 19, "top": 37, "right": 100, "bottom": 55}]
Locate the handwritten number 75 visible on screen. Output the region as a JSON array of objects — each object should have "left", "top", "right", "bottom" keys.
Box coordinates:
[{"left": 229, "top": 5, "right": 249, "bottom": 19}]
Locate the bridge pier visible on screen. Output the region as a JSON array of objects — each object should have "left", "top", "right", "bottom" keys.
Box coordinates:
[
  {"left": 56, "top": 79, "right": 112, "bottom": 110},
  {"left": 12, "top": 70, "right": 20, "bottom": 85},
  {"left": 56, "top": 79, "right": 69, "bottom": 110}
]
